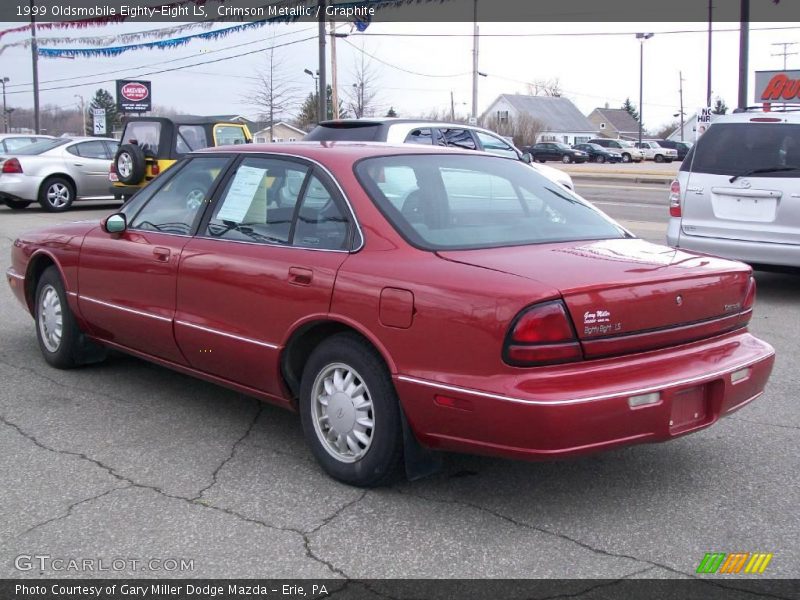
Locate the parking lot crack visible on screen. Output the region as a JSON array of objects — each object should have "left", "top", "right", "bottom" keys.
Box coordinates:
[
  {"left": 728, "top": 415, "right": 800, "bottom": 431},
  {"left": 394, "top": 488, "right": 689, "bottom": 577},
  {"left": 192, "top": 400, "right": 263, "bottom": 501},
  {"left": 18, "top": 485, "right": 130, "bottom": 538}
]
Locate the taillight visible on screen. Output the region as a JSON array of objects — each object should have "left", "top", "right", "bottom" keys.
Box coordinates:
[
  {"left": 503, "top": 301, "right": 583, "bottom": 366},
  {"left": 108, "top": 162, "right": 118, "bottom": 182},
  {"left": 151, "top": 163, "right": 160, "bottom": 175},
  {"left": 2, "top": 158, "right": 23, "bottom": 174},
  {"left": 669, "top": 179, "right": 682, "bottom": 217}
]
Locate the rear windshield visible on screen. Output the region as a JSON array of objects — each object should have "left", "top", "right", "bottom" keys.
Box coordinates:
[
  {"left": 355, "top": 154, "right": 626, "bottom": 251},
  {"left": 689, "top": 122, "right": 800, "bottom": 176},
  {"left": 305, "top": 123, "right": 383, "bottom": 142},
  {"left": 12, "top": 138, "right": 69, "bottom": 155},
  {"left": 122, "top": 121, "right": 161, "bottom": 154}
]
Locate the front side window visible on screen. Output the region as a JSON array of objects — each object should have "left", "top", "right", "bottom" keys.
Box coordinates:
[
  {"left": 214, "top": 125, "right": 247, "bottom": 146},
  {"left": 475, "top": 131, "right": 518, "bottom": 159},
  {"left": 129, "top": 157, "right": 230, "bottom": 235},
  {"left": 204, "top": 157, "right": 349, "bottom": 250},
  {"left": 356, "top": 154, "right": 626, "bottom": 250}
]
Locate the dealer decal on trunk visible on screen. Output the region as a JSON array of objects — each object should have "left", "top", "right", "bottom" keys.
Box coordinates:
[{"left": 583, "top": 309, "right": 622, "bottom": 336}]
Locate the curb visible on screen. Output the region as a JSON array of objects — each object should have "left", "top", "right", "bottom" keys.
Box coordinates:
[{"left": 569, "top": 172, "right": 673, "bottom": 186}]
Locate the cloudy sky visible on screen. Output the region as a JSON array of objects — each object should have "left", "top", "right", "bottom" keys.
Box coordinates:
[{"left": 1, "top": 17, "right": 799, "bottom": 132}]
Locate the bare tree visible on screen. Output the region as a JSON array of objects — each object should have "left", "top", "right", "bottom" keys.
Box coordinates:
[
  {"left": 345, "top": 44, "right": 380, "bottom": 118},
  {"left": 481, "top": 113, "right": 546, "bottom": 148},
  {"left": 245, "top": 45, "right": 299, "bottom": 140},
  {"left": 526, "top": 78, "right": 562, "bottom": 97}
]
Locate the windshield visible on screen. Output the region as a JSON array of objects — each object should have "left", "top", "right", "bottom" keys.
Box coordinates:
[
  {"left": 618, "top": 140, "right": 635, "bottom": 148},
  {"left": 12, "top": 138, "right": 69, "bottom": 155},
  {"left": 689, "top": 122, "right": 800, "bottom": 177},
  {"left": 355, "top": 154, "right": 626, "bottom": 251}
]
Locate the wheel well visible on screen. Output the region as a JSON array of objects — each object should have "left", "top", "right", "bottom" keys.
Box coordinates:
[
  {"left": 24, "top": 254, "right": 56, "bottom": 313},
  {"left": 280, "top": 321, "right": 388, "bottom": 400},
  {"left": 39, "top": 174, "right": 76, "bottom": 198}
]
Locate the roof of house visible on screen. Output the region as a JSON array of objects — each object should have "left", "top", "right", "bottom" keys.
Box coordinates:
[
  {"left": 589, "top": 108, "right": 641, "bottom": 134},
  {"left": 252, "top": 121, "right": 307, "bottom": 137},
  {"left": 486, "top": 95, "right": 597, "bottom": 133}
]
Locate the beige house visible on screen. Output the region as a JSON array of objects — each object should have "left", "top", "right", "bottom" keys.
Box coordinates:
[{"left": 252, "top": 122, "right": 306, "bottom": 143}]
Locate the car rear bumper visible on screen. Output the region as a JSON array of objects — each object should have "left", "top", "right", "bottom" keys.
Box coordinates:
[
  {"left": 0, "top": 174, "right": 42, "bottom": 202},
  {"left": 110, "top": 183, "right": 142, "bottom": 199},
  {"left": 396, "top": 330, "right": 774, "bottom": 460},
  {"left": 668, "top": 221, "right": 800, "bottom": 268}
]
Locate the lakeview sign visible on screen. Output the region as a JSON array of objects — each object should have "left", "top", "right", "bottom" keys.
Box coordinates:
[
  {"left": 116, "top": 80, "right": 152, "bottom": 112},
  {"left": 755, "top": 70, "right": 800, "bottom": 103}
]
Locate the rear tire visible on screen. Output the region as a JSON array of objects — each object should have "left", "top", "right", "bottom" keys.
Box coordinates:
[
  {"left": 4, "top": 200, "right": 31, "bottom": 210},
  {"left": 299, "top": 333, "right": 403, "bottom": 487},
  {"left": 38, "top": 177, "right": 74, "bottom": 212},
  {"left": 561, "top": 155, "right": 572, "bottom": 164},
  {"left": 596, "top": 155, "right": 606, "bottom": 164}
]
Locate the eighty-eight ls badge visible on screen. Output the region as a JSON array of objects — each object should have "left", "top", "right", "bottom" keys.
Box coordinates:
[{"left": 696, "top": 552, "right": 773, "bottom": 574}]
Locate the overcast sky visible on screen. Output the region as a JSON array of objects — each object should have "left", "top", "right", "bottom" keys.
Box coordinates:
[{"left": 1, "top": 19, "right": 799, "bottom": 131}]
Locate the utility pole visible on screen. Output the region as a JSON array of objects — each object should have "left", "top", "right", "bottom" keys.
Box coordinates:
[
  {"left": 636, "top": 33, "right": 653, "bottom": 145},
  {"left": 1, "top": 77, "right": 8, "bottom": 133},
  {"left": 771, "top": 42, "right": 798, "bottom": 70},
  {"left": 30, "top": 0, "right": 40, "bottom": 134},
  {"left": 450, "top": 91, "right": 455, "bottom": 121},
  {"left": 471, "top": 0, "right": 478, "bottom": 122},
  {"left": 706, "top": 0, "right": 713, "bottom": 107},
  {"left": 329, "top": 19, "right": 339, "bottom": 119},
  {"left": 738, "top": 0, "right": 749, "bottom": 110},
  {"left": 317, "top": 0, "right": 327, "bottom": 123},
  {"left": 679, "top": 71, "right": 685, "bottom": 142}
]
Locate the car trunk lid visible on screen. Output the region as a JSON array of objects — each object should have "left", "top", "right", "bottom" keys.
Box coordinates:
[{"left": 437, "top": 238, "right": 752, "bottom": 358}]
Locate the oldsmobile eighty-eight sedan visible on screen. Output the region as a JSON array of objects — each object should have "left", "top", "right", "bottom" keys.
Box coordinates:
[{"left": 6, "top": 142, "right": 775, "bottom": 486}]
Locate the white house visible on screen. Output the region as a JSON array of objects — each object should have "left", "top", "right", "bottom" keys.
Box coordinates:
[
  {"left": 252, "top": 121, "right": 307, "bottom": 143},
  {"left": 480, "top": 94, "right": 598, "bottom": 146}
]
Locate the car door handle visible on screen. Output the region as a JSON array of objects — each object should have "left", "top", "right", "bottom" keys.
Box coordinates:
[
  {"left": 153, "top": 247, "right": 171, "bottom": 262},
  {"left": 288, "top": 267, "right": 313, "bottom": 286}
]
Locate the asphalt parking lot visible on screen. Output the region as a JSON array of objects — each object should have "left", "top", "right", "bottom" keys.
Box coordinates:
[{"left": 0, "top": 197, "right": 798, "bottom": 584}]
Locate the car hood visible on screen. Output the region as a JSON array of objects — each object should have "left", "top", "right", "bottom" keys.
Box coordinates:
[{"left": 437, "top": 238, "right": 752, "bottom": 343}]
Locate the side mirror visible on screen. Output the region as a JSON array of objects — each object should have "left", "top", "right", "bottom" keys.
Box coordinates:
[
  {"left": 521, "top": 152, "right": 533, "bottom": 164},
  {"left": 104, "top": 213, "right": 127, "bottom": 234}
]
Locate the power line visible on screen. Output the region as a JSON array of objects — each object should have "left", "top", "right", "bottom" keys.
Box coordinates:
[
  {"left": 6, "top": 34, "right": 318, "bottom": 96},
  {"left": 340, "top": 37, "right": 469, "bottom": 78},
  {"left": 355, "top": 25, "right": 800, "bottom": 38},
  {"left": 6, "top": 25, "right": 316, "bottom": 90}
]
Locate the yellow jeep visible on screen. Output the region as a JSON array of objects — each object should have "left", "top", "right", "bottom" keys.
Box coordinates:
[{"left": 110, "top": 116, "right": 252, "bottom": 199}]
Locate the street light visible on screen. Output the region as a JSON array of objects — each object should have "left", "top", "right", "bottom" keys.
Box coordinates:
[
  {"left": 352, "top": 82, "right": 364, "bottom": 118},
  {"left": 636, "top": 33, "right": 654, "bottom": 145},
  {"left": 1, "top": 77, "right": 8, "bottom": 133},
  {"left": 304, "top": 68, "right": 319, "bottom": 102}
]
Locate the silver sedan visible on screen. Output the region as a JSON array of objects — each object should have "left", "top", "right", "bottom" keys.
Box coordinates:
[{"left": 0, "top": 137, "right": 119, "bottom": 212}]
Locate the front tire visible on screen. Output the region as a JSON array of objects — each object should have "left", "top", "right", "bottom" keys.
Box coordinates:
[
  {"left": 35, "top": 267, "right": 107, "bottom": 369},
  {"left": 299, "top": 333, "right": 403, "bottom": 487},
  {"left": 621, "top": 153, "right": 632, "bottom": 163},
  {"left": 4, "top": 200, "right": 31, "bottom": 210},
  {"left": 596, "top": 155, "right": 606, "bottom": 164},
  {"left": 38, "top": 177, "right": 74, "bottom": 212}
]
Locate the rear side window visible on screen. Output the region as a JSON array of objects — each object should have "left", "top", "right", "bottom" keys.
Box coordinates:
[
  {"left": 405, "top": 128, "right": 435, "bottom": 145},
  {"left": 214, "top": 125, "right": 247, "bottom": 146},
  {"left": 176, "top": 125, "right": 209, "bottom": 153},
  {"left": 305, "top": 123, "right": 383, "bottom": 141},
  {"left": 689, "top": 122, "right": 800, "bottom": 176}
]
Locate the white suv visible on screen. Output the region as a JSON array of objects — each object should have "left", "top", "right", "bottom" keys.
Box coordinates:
[
  {"left": 667, "top": 108, "right": 800, "bottom": 268},
  {"left": 305, "top": 119, "right": 574, "bottom": 190}
]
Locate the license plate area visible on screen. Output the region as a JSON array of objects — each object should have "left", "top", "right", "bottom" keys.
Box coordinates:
[
  {"left": 711, "top": 194, "right": 777, "bottom": 222},
  {"left": 668, "top": 384, "right": 710, "bottom": 433}
]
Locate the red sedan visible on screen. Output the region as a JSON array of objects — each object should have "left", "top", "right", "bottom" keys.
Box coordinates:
[{"left": 6, "top": 143, "right": 775, "bottom": 486}]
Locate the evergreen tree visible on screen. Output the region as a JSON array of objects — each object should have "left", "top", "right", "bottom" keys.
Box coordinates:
[
  {"left": 712, "top": 97, "right": 729, "bottom": 115},
  {"left": 621, "top": 97, "right": 640, "bottom": 124},
  {"left": 87, "top": 88, "right": 120, "bottom": 137},
  {"left": 294, "top": 86, "right": 347, "bottom": 130},
  {"left": 386, "top": 106, "right": 398, "bottom": 117}
]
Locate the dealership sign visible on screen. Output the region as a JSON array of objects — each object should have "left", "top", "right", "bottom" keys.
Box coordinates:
[
  {"left": 116, "top": 80, "right": 151, "bottom": 112},
  {"left": 755, "top": 70, "right": 800, "bottom": 103}
]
